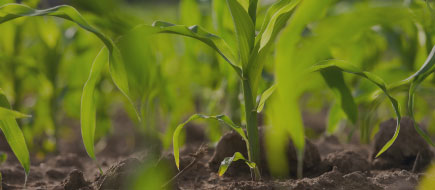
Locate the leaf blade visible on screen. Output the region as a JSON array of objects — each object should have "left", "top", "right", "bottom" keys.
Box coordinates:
[{"left": 0, "top": 90, "right": 30, "bottom": 175}]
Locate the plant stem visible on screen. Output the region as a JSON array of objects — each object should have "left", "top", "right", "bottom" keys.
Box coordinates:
[{"left": 242, "top": 78, "right": 261, "bottom": 180}]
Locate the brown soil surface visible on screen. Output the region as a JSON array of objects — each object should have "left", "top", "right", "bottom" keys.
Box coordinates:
[{"left": 0, "top": 117, "right": 433, "bottom": 190}]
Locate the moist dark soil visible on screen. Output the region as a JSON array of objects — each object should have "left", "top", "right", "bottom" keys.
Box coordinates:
[{"left": 0, "top": 116, "right": 434, "bottom": 190}]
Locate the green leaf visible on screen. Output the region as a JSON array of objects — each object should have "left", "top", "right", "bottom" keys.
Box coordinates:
[
  {"left": 309, "top": 60, "right": 402, "bottom": 157},
  {"left": 81, "top": 49, "right": 108, "bottom": 161},
  {"left": 227, "top": 0, "right": 255, "bottom": 68},
  {"left": 405, "top": 45, "right": 435, "bottom": 147},
  {"left": 256, "top": 84, "right": 276, "bottom": 113},
  {"left": 173, "top": 114, "right": 247, "bottom": 170},
  {"left": 247, "top": 0, "right": 301, "bottom": 99},
  {"left": 257, "top": 0, "right": 301, "bottom": 52},
  {"left": 0, "top": 3, "right": 137, "bottom": 163},
  {"left": 320, "top": 67, "right": 358, "bottom": 124},
  {"left": 0, "top": 90, "right": 30, "bottom": 175},
  {"left": 0, "top": 107, "right": 31, "bottom": 120},
  {"left": 218, "top": 152, "right": 257, "bottom": 176},
  {"left": 131, "top": 21, "right": 242, "bottom": 77}
]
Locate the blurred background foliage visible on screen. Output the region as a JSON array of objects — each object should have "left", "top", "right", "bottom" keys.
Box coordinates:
[{"left": 0, "top": 0, "right": 434, "bottom": 181}]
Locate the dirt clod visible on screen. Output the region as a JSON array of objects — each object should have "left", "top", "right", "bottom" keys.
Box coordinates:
[
  {"left": 95, "top": 158, "right": 141, "bottom": 190},
  {"left": 63, "top": 169, "right": 89, "bottom": 190},
  {"left": 46, "top": 169, "right": 67, "bottom": 180},
  {"left": 326, "top": 150, "right": 370, "bottom": 174},
  {"left": 372, "top": 117, "right": 433, "bottom": 171},
  {"left": 209, "top": 129, "right": 322, "bottom": 177}
]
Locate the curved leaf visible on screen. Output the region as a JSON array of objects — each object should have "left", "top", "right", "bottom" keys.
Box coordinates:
[
  {"left": 81, "top": 48, "right": 108, "bottom": 161},
  {"left": 256, "top": 84, "right": 276, "bottom": 113},
  {"left": 218, "top": 152, "right": 257, "bottom": 176},
  {"left": 0, "top": 89, "right": 30, "bottom": 175},
  {"left": 131, "top": 21, "right": 242, "bottom": 77},
  {"left": 310, "top": 60, "right": 401, "bottom": 157},
  {"left": 0, "top": 3, "right": 137, "bottom": 163},
  {"left": 405, "top": 45, "right": 435, "bottom": 146},
  {"left": 257, "top": 0, "right": 301, "bottom": 52},
  {"left": 173, "top": 114, "right": 247, "bottom": 170}
]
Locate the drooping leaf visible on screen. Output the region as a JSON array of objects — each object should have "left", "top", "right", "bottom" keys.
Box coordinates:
[
  {"left": 227, "top": 0, "right": 255, "bottom": 68},
  {"left": 320, "top": 67, "right": 358, "bottom": 124},
  {"left": 81, "top": 49, "right": 108, "bottom": 161},
  {"left": 0, "top": 89, "right": 30, "bottom": 175},
  {"left": 404, "top": 45, "right": 435, "bottom": 147},
  {"left": 131, "top": 21, "right": 242, "bottom": 77},
  {"left": 218, "top": 152, "right": 257, "bottom": 176},
  {"left": 309, "top": 60, "right": 401, "bottom": 157},
  {"left": 0, "top": 3, "right": 137, "bottom": 163},
  {"left": 173, "top": 114, "right": 247, "bottom": 169},
  {"left": 256, "top": 84, "right": 276, "bottom": 113}
]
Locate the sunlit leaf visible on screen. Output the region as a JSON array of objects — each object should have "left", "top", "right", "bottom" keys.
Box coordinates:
[
  {"left": 0, "top": 107, "right": 31, "bottom": 120},
  {"left": 0, "top": 89, "right": 30, "bottom": 175},
  {"left": 173, "top": 114, "right": 247, "bottom": 169},
  {"left": 227, "top": 0, "right": 255, "bottom": 68}
]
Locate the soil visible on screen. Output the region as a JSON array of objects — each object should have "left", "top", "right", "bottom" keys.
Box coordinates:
[{"left": 0, "top": 116, "right": 434, "bottom": 190}]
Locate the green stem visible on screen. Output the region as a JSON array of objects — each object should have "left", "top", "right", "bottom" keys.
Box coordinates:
[{"left": 242, "top": 78, "right": 261, "bottom": 180}]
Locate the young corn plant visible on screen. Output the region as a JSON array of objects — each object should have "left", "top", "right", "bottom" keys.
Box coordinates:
[{"left": 116, "top": 0, "right": 306, "bottom": 180}]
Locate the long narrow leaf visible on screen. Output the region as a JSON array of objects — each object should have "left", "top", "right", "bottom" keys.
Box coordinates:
[
  {"left": 0, "top": 3, "right": 137, "bottom": 163},
  {"left": 0, "top": 90, "right": 30, "bottom": 176},
  {"left": 310, "top": 60, "right": 401, "bottom": 157},
  {"left": 257, "top": 0, "right": 301, "bottom": 52},
  {"left": 81, "top": 49, "right": 108, "bottom": 161},
  {"left": 405, "top": 45, "right": 435, "bottom": 146},
  {"left": 256, "top": 84, "right": 276, "bottom": 113},
  {"left": 0, "top": 107, "right": 31, "bottom": 120},
  {"left": 131, "top": 21, "right": 242, "bottom": 77},
  {"left": 227, "top": 0, "right": 255, "bottom": 68},
  {"left": 173, "top": 114, "right": 247, "bottom": 169}
]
